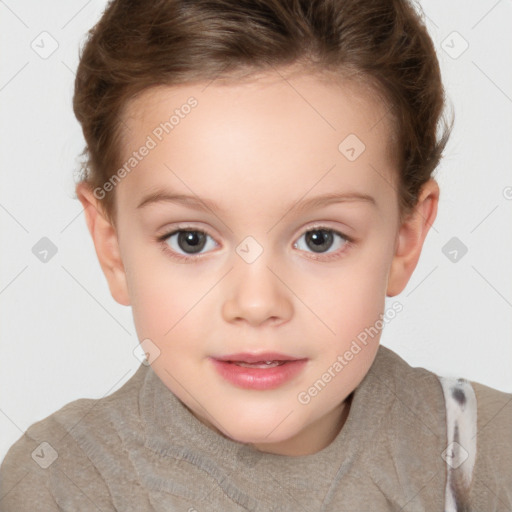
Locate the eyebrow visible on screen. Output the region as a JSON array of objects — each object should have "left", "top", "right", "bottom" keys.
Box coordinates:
[{"left": 136, "top": 189, "right": 377, "bottom": 214}]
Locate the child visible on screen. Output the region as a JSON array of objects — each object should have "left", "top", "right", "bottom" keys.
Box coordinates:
[{"left": 1, "top": 0, "right": 511, "bottom": 510}]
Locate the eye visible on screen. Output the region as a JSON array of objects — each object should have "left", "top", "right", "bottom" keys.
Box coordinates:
[
  {"left": 157, "top": 225, "right": 353, "bottom": 263},
  {"left": 158, "top": 228, "right": 218, "bottom": 261},
  {"left": 293, "top": 226, "right": 351, "bottom": 260}
]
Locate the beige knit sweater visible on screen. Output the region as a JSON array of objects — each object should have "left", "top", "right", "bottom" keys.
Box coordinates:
[{"left": 1, "top": 345, "right": 510, "bottom": 511}]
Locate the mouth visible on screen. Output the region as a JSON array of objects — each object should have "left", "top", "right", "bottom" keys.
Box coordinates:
[
  {"left": 227, "top": 360, "right": 287, "bottom": 368},
  {"left": 212, "top": 352, "right": 305, "bottom": 365},
  {"left": 209, "top": 352, "right": 308, "bottom": 390}
]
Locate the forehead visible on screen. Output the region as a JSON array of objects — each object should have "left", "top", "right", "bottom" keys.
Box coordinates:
[{"left": 116, "top": 70, "right": 397, "bottom": 212}]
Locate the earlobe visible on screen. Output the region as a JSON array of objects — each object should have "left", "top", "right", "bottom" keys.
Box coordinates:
[
  {"left": 75, "top": 182, "right": 131, "bottom": 306},
  {"left": 386, "top": 179, "right": 439, "bottom": 297}
]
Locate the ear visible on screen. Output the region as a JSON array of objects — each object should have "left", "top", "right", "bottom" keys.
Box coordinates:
[
  {"left": 75, "top": 182, "right": 131, "bottom": 306},
  {"left": 386, "top": 179, "right": 439, "bottom": 297}
]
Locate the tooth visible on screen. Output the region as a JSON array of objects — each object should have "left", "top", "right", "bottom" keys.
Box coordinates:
[{"left": 233, "top": 361, "right": 284, "bottom": 368}]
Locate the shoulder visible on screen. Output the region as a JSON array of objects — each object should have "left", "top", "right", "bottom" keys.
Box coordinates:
[
  {"left": 471, "top": 379, "right": 512, "bottom": 433},
  {"left": 471, "top": 379, "right": 512, "bottom": 441},
  {"left": 0, "top": 364, "right": 148, "bottom": 511},
  {"left": 374, "top": 347, "right": 512, "bottom": 508},
  {"left": 373, "top": 346, "right": 511, "bottom": 432},
  {"left": 468, "top": 380, "right": 512, "bottom": 507},
  {"left": 428, "top": 366, "right": 511, "bottom": 509},
  {"left": 435, "top": 375, "right": 512, "bottom": 470},
  {"left": 365, "top": 345, "right": 449, "bottom": 440},
  {"left": 371, "top": 344, "right": 447, "bottom": 410}
]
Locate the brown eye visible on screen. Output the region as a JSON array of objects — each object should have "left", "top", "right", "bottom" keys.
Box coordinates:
[
  {"left": 304, "top": 229, "right": 334, "bottom": 253},
  {"left": 161, "top": 229, "right": 217, "bottom": 257},
  {"left": 294, "top": 227, "right": 350, "bottom": 258},
  {"left": 176, "top": 230, "right": 207, "bottom": 254}
]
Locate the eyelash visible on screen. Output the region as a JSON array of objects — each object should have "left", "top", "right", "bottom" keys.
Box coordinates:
[{"left": 156, "top": 224, "right": 354, "bottom": 263}]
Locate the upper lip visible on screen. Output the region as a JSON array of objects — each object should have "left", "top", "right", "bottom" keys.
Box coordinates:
[{"left": 212, "top": 352, "right": 306, "bottom": 363}]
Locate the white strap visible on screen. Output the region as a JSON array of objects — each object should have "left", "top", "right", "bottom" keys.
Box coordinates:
[{"left": 438, "top": 376, "right": 477, "bottom": 511}]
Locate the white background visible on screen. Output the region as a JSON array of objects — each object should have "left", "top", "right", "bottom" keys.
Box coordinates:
[{"left": 1, "top": 0, "right": 511, "bottom": 463}]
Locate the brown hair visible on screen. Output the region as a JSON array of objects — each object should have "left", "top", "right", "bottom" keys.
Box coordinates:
[{"left": 73, "top": 0, "right": 454, "bottom": 227}]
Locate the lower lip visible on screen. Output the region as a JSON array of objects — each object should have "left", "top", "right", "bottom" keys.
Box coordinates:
[{"left": 210, "top": 358, "right": 308, "bottom": 390}]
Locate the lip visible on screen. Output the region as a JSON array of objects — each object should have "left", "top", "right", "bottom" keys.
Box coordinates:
[
  {"left": 209, "top": 356, "right": 308, "bottom": 390},
  {"left": 212, "top": 352, "right": 303, "bottom": 363}
]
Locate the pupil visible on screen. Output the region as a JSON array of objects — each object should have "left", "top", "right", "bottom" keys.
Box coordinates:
[
  {"left": 306, "top": 229, "right": 333, "bottom": 253},
  {"left": 178, "top": 231, "right": 206, "bottom": 254}
]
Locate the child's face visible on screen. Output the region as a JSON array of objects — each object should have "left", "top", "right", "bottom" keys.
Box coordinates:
[{"left": 78, "top": 69, "right": 438, "bottom": 456}]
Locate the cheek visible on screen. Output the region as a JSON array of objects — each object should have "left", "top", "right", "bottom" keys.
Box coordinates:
[
  {"left": 312, "top": 253, "right": 390, "bottom": 319},
  {"left": 126, "top": 255, "right": 226, "bottom": 362},
  {"left": 122, "top": 243, "right": 198, "bottom": 339},
  {"left": 300, "top": 247, "right": 393, "bottom": 358}
]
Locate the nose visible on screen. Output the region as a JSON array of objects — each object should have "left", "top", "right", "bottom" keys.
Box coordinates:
[{"left": 221, "top": 255, "right": 293, "bottom": 327}]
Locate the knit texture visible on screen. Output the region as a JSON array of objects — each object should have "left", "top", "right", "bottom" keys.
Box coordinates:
[{"left": 1, "top": 345, "right": 510, "bottom": 511}]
